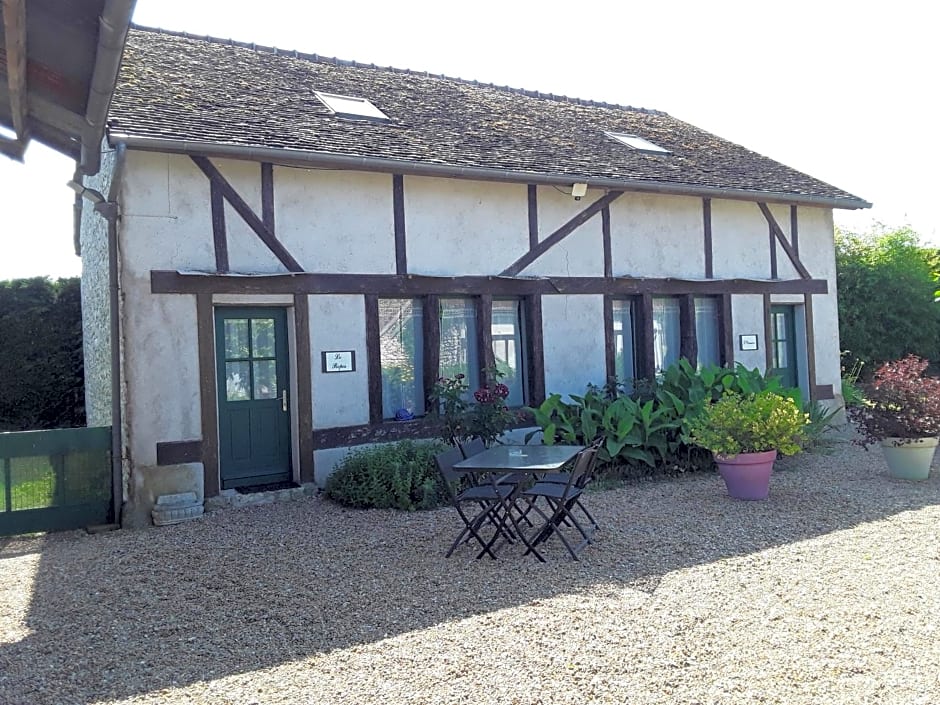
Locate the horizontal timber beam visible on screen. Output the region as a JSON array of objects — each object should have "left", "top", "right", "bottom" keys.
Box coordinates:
[{"left": 151, "top": 270, "right": 828, "bottom": 296}]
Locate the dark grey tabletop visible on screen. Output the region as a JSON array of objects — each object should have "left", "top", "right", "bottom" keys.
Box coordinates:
[{"left": 453, "top": 444, "right": 585, "bottom": 472}]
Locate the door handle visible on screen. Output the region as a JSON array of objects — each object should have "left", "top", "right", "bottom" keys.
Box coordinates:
[{"left": 282, "top": 389, "right": 288, "bottom": 412}]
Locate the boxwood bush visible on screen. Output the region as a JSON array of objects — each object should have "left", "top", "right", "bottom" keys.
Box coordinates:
[{"left": 324, "top": 439, "right": 448, "bottom": 510}]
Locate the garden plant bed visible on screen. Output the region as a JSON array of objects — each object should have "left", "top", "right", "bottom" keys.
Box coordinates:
[{"left": 1, "top": 439, "right": 938, "bottom": 704}]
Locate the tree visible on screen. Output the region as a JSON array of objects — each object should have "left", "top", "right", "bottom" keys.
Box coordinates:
[
  {"left": 836, "top": 225, "right": 940, "bottom": 374},
  {"left": 0, "top": 277, "right": 85, "bottom": 430}
]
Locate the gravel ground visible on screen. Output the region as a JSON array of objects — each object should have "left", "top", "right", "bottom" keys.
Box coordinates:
[{"left": 1, "top": 438, "right": 939, "bottom": 705}]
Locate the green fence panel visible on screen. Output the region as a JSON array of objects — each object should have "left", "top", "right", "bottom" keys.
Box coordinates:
[{"left": 0, "top": 427, "right": 112, "bottom": 536}]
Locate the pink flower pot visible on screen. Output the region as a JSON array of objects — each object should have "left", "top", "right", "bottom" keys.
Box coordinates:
[{"left": 714, "top": 450, "right": 778, "bottom": 500}]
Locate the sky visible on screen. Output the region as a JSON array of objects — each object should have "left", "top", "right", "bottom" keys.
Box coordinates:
[{"left": 1, "top": 0, "right": 937, "bottom": 280}]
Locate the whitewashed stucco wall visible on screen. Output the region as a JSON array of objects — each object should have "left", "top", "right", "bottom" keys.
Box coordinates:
[{"left": 107, "top": 151, "right": 843, "bottom": 498}]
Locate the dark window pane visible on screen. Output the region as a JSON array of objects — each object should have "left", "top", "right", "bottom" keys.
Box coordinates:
[
  {"left": 492, "top": 299, "right": 525, "bottom": 407},
  {"left": 251, "top": 318, "right": 276, "bottom": 358},
  {"left": 612, "top": 299, "right": 637, "bottom": 392},
  {"left": 225, "top": 361, "right": 251, "bottom": 401},
  {"left": 253, "top": 360, "right": 278, "bottom": 399},
  {"left": 694, "top": 297, "right": 720, "bottom": 368},
  {"left": 379, "top": 299, "right": 425, "bottom": 418},
  {"left": 440, "top": 298, "right": 479, "bottom": 392},
  {"left": 224, "top": 319, "right": 250, "bottom": 360},
  {"left": 652, "top": 297, "right": 680, "bottom": 374}
]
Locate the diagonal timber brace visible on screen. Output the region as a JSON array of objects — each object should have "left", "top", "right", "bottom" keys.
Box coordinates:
[
  {"left": 757, "top": 202, "right": 811, "bottom": 279},
  {"left": 191, "top": 156, "right": 303, "bottom": 272}
]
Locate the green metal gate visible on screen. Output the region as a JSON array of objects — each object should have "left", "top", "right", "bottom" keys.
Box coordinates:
[{"left": 0, "top": 426, "right": 112, "bottom": 536}]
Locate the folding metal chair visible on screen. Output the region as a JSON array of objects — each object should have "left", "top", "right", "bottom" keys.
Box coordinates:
[
  {"left": 435, "top": 446, "right": 515, "bottom": 559},
  {"left": 535, "top": 439, "right": 602, "bottom": 532},
  {"left": 518, "top": 446, "right": 599, "bottom": 561}
]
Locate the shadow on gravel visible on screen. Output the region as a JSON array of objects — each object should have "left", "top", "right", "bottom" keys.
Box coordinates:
[{"left": 1, "top": 440, "right": 938, "bottom": 704}]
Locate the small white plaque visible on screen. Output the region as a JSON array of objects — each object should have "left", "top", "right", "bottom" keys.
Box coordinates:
[
  {"left": 321, "top": 350, "right": 356, "bottom": 373},
  {"left": 739, "top": 334, "right": 759, "bottom": 351}
]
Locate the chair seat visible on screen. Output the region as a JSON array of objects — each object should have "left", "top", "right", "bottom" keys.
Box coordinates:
[
  {"left": 457, "top": 484, "right": 514, "bottom": 502},
  {"left": 539, "top": 471, "right": 571, "bottom": 484},
  {"left": 523, "top": 482, "right": 583, "bottom": 501}
]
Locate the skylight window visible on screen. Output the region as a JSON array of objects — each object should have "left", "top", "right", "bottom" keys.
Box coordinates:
[
  {"left": 314, "top": 91, "right": 389, "bottom": 121},
  {"left": 606, "top": 132, "right": 671, "bottom": 154}
]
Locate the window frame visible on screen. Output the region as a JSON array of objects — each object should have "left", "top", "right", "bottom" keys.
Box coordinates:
[{"left": 368, "top": 293, "right": 542, "bottom": 424}]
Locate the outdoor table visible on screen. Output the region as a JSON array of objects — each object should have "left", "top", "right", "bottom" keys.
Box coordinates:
[{"left": 453, "top": 444, "right": 585, "bottom": 558}]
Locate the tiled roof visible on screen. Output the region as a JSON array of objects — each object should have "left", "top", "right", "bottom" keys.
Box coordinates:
[{"left": 108, "top": 26, "right": 869, "bottom": 208}]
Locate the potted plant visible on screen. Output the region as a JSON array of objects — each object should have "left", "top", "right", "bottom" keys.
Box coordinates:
[
  {"left": 848, "top": 355, "right": 940, "bottom": 480},
  {"left": 687, "top": 390, "right": 808, "bottom": 500}
]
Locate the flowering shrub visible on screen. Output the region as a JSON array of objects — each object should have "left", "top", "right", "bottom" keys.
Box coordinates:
[
  {"left": 848, "top": 355, "right": 940, "bottom": 444},
  {"left": 686, "top": 391, "right": 808, "bottom": 457},
  {"left": 430, "top": 371, "right": 522, "bottom": 446}
]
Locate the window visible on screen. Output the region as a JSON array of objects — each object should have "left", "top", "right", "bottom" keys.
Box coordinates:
[
  {"left": 439, "top": 298, "right": 480, "bottom": 393},
  {"left": 379, "top": 299, "right": 425, "bottom": 418},
  {"left": 492, "top": 299, "right": 526, "bottom": 406},
  {"left": 695, "top": 297, "right": 720, "bottom": 368},
  {"left": 314, "top": 91, "right": 389, "bottom": 121},
  {"left": 611, "top": 299, "right": 637, "bottom": 391},
  {"left": 652, "top": 297, "right": 681, "bottom": 374},
  {"left": 605, "top": 132, "right": 671, "bottom": 154},
  {"left": 222, "top": 317, "right": 279, "bottom": 401}
]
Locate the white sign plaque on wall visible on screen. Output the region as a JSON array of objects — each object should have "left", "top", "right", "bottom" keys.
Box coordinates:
[
  {"left": 739, "top": 334, "right": 759, "bottom": 352},
  {"left": 321, "top": 350, "right": 356, "bottom": 373}
]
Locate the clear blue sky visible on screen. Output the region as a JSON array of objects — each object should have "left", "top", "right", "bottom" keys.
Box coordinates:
[{"left": 1, "top": 0, "right": 936, "bottom": 279}]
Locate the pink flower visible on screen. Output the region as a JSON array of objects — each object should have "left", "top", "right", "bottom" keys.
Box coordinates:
[{"left": 494, "top": 383, "right": 510, "bottom": 399}]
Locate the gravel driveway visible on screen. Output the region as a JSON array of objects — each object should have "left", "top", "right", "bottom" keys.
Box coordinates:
[{"left": 1, "top": 439, "right": 939, "bottom": 705}]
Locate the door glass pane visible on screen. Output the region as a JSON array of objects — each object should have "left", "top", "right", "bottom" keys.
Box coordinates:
[
  {"left": 225, "top": 361, "right": 251, "bottom": 401},
  {"left": 775, "top": 342, "right": 788, "bottom": 369},
  {"left": 492, "top": 299, "right": 525, "bottom": 407},
  {"left": 652, "top": 297, "right": 680, "bottom": 374},
  {"left": 224, "top": 319, "right": 250, "bottom": 359},
  {"left": 251, "top": 319, "right": 276, "bottom": 358},
  {"left": 612, "top": 299, "right": 636, "bottom": 392},
  {"left": 440, "top": 298, "right": 480, "bottom": 393},
  {"left": 694, "top": 297, "right": 720, "bottom": 368},
  {"left": 379, "top": 299, "right": 425, "bottom": 418},
  {"left": 253, "top": 360, "right": 278, "bottom": 399}
]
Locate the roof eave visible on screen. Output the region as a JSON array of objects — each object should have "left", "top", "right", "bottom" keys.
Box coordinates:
[
  {"left": 108, "top": 133, "right": 873, "bottom": 210},
  {"left": 79, "top": 0, "right": 136, "bottom": 176}
]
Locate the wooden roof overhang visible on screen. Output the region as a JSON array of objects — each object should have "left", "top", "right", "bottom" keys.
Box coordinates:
[{"left": 0, "top": 0, "right": 135, "bottom": 175}]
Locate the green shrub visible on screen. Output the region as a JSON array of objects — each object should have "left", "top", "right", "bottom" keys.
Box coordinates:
[
  {"left": 687, "top": 391, "right": 809, "bottom": 457},
  {"left": 324, "top": 439, "right": 448, "bottom": 510},
  {"left": 528, "top": 360, "right": 800, "bottom": 470}
]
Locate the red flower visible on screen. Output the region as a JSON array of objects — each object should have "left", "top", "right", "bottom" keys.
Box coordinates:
[{"left": 494, "top": 383, "right": 510, "bottom": 399}]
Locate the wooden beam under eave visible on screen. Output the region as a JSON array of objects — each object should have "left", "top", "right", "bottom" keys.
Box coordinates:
[{"left": 2, "top": 0, "right": 29, "bottom": 141}]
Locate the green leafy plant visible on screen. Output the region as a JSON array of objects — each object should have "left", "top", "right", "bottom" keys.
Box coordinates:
[
  {"left": 324, "top": 439, "right": 447, "bottom": 510},
  {"left": 686, "top": 391, "right": 809, "bottom": 457}
]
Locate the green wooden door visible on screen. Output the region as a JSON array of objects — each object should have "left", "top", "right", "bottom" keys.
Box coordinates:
[
  {"left": 769, "top": 305, "right": 798, "bottom": 389},
  {"left": 215, "top": 308, "right": 292, "bottom": 489}
]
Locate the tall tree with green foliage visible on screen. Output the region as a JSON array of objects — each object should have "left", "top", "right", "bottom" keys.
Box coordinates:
[
  {"left": 835, "top": 225, "right": 940, "bottom": 373},
  {"left": 0, "top": 277, "right": 85, "bottom": 430}
]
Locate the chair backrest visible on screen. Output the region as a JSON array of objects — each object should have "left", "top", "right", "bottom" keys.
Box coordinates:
[
  {"left": 458, "top": 437, "right": 486, "bottom": 459},
  {"left": 576, "top": 441, "right": 603, "bottom": 488},
  {"left": 567, "top": 446, "right": 598, "bottom": 493},
  {"left": 434, "top": 446, "right": 467, "bottom": 488}
]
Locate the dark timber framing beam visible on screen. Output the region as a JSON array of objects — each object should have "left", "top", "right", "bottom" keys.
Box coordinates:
[
  {"left": 500, "top": 191, "right": 624, "bottom": 276},
  {"left": 637, "top": 294, "right": 655, "bottom": 380},
  {"left": 679, "top": 294, "right": 697, "bottom": 364},
  {"left": 476, "top": 294, "right": 495, "bottom": 382},
  {"left": 719, "top": 293, "right": 734, "bottom": 366},
  {"left": 364, "top": 295, "right": 383, "bottom": 424},
  {"left": 210, "top": 180, "right": 229, "bottom": 272},
  {"left": 191, "top": 156, "right": 303, "bottom": 272},
  {"left": 527, "top": 185, "right": 539, "bottom": 249},
  {"left": 294, "top": 294, "right": 314, "bottom": 483},
  {"left": 261, "top": 162, "right": 275, "bottom": 233},
  {"left": 524, "top": 294, "right": 545, "bottom": 405},
  {"left": 603, "top": 296, "right": 616, "bottom": 383},
  {"left": 790, "top": 205, "right": 799, "bottom": 256},
  {"left": 393, "top": 174, "right": 407, "bottom": 274},
  {"left": 196, "top": 293, "right": 220, "bottom": 497},
  {"left": 152, "top": 270, "right": 829, "bottom": 297},
  {"left": 757, "top": 202, "right": 811, "bottom": 279},
  {"left": 703, "top": 198, "right": 713, "bottom": 278},
  {"left": 769, "top": 221, "right": 779, "bottom": 279},
  {"left": 602, "top": 205, "right": 613, "bottom": 278},
  {"left": 422, "top": 295, "right": 441, "bottom": 413},
  {"left": 804, "top": 293, "right": 818, "bottom": 401},
  {"left": 763, "top": 293, "right": 774, "bottom": 372},
  {"left": 2, "top": 0, "right": 28, "bottom": 141}
]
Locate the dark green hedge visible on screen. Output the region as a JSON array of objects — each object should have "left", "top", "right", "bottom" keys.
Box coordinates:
[{"left": 0, "top": 277, "right": 85, "bottom": 431}]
